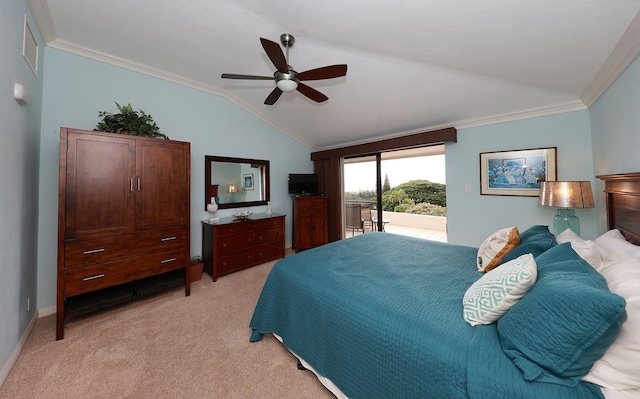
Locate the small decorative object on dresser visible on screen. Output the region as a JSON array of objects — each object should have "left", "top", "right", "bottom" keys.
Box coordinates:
[
  {"left": 201, "top": 213, "right": 285, "bottom": 281},
  {"left": 207, "top": 197, "right": 219, "bottom": 221}
]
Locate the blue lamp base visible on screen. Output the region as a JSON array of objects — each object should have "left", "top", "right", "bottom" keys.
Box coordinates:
[{"left": 554, "top": 208, "right": 580, "bottom": 236}]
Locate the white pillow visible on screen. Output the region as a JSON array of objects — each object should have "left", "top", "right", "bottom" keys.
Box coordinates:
[
  {"left": 464, "top": 253, "right": 537, "bottom": 326},
  {"left": 556, "top": 228, "right": 603, "bottom": 270},
  {"left": 594, "top": 229, "right": 640, "bottom": 264},
  {"left": 476, "top": 226, "right": 520, "bottom": 272},
  {"left": 583, "top": 258, "right": 640, "bottom": 389}
]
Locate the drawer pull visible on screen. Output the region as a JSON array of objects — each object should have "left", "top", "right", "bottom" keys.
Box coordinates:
[
  {"left": 161, "top": 257, "right": 177, "bottom": 264},
  {"left": 83, "top": 248, "right": 105, "bottom": 255},
  {"left": 160, "top": 236, "right": 177, "bottom": 242},
  {"left": 82, "top": 274, "right": 105, "bottom": 281}
]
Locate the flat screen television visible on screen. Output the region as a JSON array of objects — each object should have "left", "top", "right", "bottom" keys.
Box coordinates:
[{"left": 288, "top": 173, "right": 319, "bottom": 195}]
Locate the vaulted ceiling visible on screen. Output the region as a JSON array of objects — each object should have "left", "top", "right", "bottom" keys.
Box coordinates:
[{"left": 28, "top": 1, "right": 640, "bottom": 150}]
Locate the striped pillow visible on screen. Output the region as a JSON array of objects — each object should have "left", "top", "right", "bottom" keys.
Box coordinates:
[{"left": 464, "top": 253, "right": 537, "bottom": 326}]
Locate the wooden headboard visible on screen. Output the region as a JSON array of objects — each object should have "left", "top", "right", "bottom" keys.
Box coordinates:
[{"left": 597, "top": 173, "right": 640, "bottom": 246}]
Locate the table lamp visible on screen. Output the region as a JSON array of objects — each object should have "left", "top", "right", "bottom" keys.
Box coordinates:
[
  {"left": 228, "top": 184, "right": 238, "bottom": 202},
  {"left": 538, "top": 181, "right": 595, "bottom": 236}
]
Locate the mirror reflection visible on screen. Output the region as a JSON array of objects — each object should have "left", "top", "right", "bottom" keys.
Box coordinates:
[{"left": 204, "top": 155, "right": 270, "bottom": 210}]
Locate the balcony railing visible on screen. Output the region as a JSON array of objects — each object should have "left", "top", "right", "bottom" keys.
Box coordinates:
[{"left": 345, "top": 208, "right": 447, "bottom": 242}]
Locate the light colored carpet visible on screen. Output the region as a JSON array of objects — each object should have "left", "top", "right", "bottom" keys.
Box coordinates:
[{"left": 0, "top": 259, "right": 336, "bottom": 399}]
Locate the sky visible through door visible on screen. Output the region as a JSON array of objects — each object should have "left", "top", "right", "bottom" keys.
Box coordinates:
[{"left": 344, "top": 153, "right": 445, "bottom": 193}]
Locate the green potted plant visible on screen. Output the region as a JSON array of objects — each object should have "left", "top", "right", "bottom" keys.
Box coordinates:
[{"left": 95, "top": 102, "right": 169, "bottom": 139}]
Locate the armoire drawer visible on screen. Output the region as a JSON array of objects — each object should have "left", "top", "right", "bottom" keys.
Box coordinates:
[
  {"left": 65, "top": 249, "right": 187, "bottom": 296},
  {"left": 64, "top": 227, "right": 187, "bottom": 269}
]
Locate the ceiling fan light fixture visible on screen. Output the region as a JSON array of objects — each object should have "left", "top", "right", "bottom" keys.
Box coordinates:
[
  {"left": 276, "top": 79, "right": 298, "bottom": 92},
  {"left": 221, "top": 34, "right": 347, "bottom": 105}
]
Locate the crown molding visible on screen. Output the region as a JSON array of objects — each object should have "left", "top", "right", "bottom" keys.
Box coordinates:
[
  {"left": 581, "top": 11, "right": 640, "bottom": 107},
  {"left": 26, "top": 0, "right": 56, "bottom": 42},
  {"left": 315, "top": 100, "right": 587, "bottom": 151},
  {"left": 46, "top": 38, "right": 316, "bottom": 150},
  {"left": 24, "top": 0, "right": 608, "bottom": 152}
]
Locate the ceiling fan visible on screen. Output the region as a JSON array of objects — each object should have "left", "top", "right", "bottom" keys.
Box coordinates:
[{"left": 221, "top": 33, "right": 347, "bottom": 105}]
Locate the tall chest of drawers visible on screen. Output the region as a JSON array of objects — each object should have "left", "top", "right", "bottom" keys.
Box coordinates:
[
  {"left": 201, "top": 213, "right": 285, "bottom": 281},
  {"left": 57, "top": 128, "right": 191, "bottom": 340},
  {"left": 293, "top": 196, "right": 328, "bottom": 251}
]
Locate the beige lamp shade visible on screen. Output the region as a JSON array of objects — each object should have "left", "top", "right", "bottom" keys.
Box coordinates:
[
  {"left": 538, "top": 181, "right": 595, "bottom": 209},
  {"left": 228, "top": 184, "right": 239, "bottom": 193}
]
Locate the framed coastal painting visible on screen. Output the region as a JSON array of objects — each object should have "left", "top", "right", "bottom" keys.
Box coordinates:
[
  {"left": 480, "top": 147, "right": 557, "bottom": 196},
  {"left": 243, "top": 173, "right": 254, "bottom": 190}
]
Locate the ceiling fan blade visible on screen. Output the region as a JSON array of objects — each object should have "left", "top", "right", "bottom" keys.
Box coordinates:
[
  {"left": 221, "top": 73, "right": 273, "bottom": 80},
  {"left": 264, "top": 87, "right": 283, "bottom": 105},
  {"left": 260, "top": 38, "right": 288, "bottom": 74},
  {"left": 297, "top": 83, "right": 329, "bottom": 103},
  {"left": 297, "top": 64, "right": 347, "bottom": 81}
]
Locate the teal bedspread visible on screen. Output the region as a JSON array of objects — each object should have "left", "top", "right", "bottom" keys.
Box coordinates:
[{"left": 249, "top": 233, "right": 604, "bottom": 399}]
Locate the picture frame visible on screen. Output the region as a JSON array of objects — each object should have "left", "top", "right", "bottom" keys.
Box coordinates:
[
  {"left": 243, "top": 173, "right": 254, "bottom": 190},
  {"left": 480, "top": 147, "right": 557, "bottom": 196}
]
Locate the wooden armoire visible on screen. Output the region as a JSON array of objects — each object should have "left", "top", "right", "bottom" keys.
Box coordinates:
[{"left": 56, "top": 127, "right": 191, "bottom": 339}]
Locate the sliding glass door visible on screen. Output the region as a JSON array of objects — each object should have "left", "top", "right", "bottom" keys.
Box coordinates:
[{"left": 343, "top": 146, "right": 447, "bottom": 241}]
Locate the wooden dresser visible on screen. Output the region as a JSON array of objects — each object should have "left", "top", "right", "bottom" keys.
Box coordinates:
[
  {"left": 201, "top": 213, "right": 285, "bottom": 281},
  {"left": 57, "top": 128, "right": 191, "bottom": 340},
  {"left": 293, "top": 196, "right": 328, "bottom": 251}
]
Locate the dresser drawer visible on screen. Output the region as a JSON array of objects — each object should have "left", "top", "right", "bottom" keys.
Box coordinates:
[
  {"left": 213, "top": 223, "right": 243, "bottom": 236},
  {"left": 215, "top": 232, "right": 254, "bottom": 254},
  {"left": 65, "top": 227, "right": 187, "bottom": 269},
  {"left": 264, "top": 216, "right": 285, "bottom": 228},
  {"left": 255, "top": 241, "right": 284, "bottom": 263},
  {"left": 255, "top": 226, "right": 284, "bottom": 244},
  {"left": 242, "top": 219, "right": 266, "bottom": 231},
  {"left": 65, "top": 249, "right": 187, "bottom": 296},
  {"left": 216, "top": 250, "right": 254, "bottom": 275}
]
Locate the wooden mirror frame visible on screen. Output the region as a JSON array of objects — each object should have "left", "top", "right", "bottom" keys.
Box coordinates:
[{"left": 204, "top": 155, "right": 270, "bottom": 210}]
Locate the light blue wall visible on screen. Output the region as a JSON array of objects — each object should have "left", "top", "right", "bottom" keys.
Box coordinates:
[
  {"left": 0, "top": 0, "right": 43, "bottom": 372},
  {"left": 1, "top": 0, "right": 637, "bottom": 379},
  {"left": 446, "top": 111, "right": 596, "bottom": 246},
  {"left": 37, "top": 49, "right": 313, "bottom": 309},
  {"left": 590, "top": 54, "right": 640, "bottom": 232}
]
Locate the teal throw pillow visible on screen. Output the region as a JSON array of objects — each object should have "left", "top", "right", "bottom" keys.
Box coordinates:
[
  {"left": 497, "top": 243, "right": 627, "bottom": 386},
  {"left": 500, "top": 225, "right": 556, "bottom": 264}
]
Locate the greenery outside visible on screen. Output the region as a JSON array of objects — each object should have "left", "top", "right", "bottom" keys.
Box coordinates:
[{"left": 345, "top": 177, "right": 447, "bottom": 217}]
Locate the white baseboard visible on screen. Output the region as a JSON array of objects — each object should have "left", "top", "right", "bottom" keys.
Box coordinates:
[
  {"left": 0, "top": 312, "right": 38, "bottom": 389},
  {"left": 38, "top": 305, "right": 56, "bottom": 317}
]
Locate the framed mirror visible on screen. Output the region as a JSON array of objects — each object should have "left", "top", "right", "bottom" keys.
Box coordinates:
[{"left": 205, "top": 155, "right": 270, "bottom": 210}]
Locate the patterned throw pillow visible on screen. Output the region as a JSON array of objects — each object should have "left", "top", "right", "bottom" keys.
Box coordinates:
[
  {"left": 476, "top": 226, "right": 520, "bottom": 272},
  {"left": 464, "top": 253, "right": 537, "bottom": 326}
]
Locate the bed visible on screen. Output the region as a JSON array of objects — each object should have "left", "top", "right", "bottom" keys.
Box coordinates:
[{"left": 249, "top": 173, "right": 640, "bottom": 399}]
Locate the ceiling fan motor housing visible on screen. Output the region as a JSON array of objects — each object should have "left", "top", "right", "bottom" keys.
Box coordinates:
[{"left": 275, "top": 70, "right": 298, "bottom": 92}]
